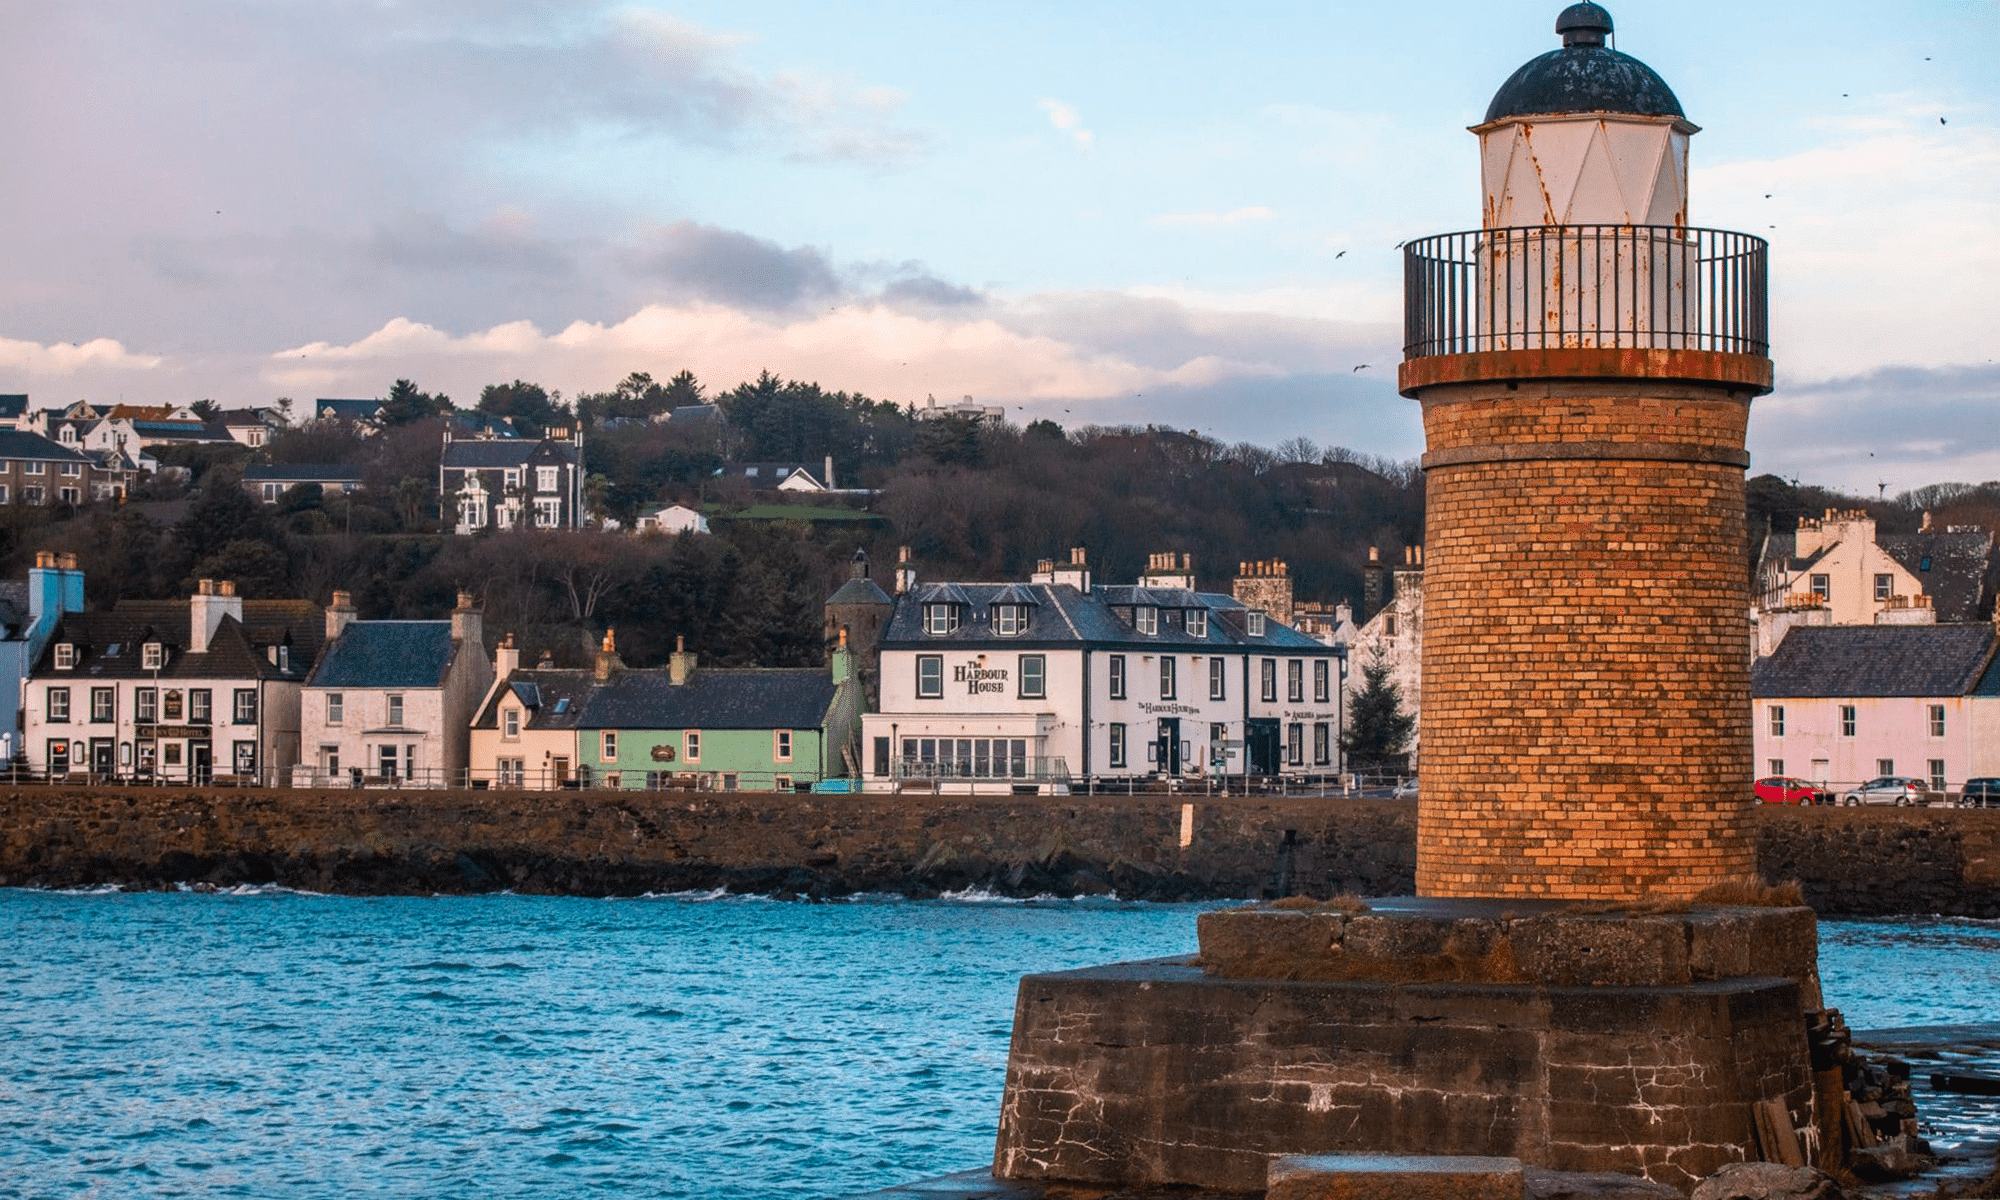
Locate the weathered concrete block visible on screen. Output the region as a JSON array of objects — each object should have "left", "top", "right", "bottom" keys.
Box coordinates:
[
  {"left": 993, "top": 959, "right": 1811, "bottom": 1194},
  {"left": 1268, "top": 1154, "right": 1525, "bottom": 1200}
]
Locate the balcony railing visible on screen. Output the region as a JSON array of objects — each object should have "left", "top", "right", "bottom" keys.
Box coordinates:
[{"left": 1403, "top": 225, "right": 1768, "bottom": 359}]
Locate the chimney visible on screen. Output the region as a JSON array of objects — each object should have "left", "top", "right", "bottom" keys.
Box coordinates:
[
  {"left": 451, "top": 590, "right": 481, "bottom": 647},
  {"left": 28, "top": 549, "right": 85, "bottom": 627},
  {"left": 326, "top": 590, "right": 358, "bottom": 642},
  {"left": 669, "top": 634, "right": 696, "bottom": 685},
  {"left": 894, "top": 545, "right": 918, "bottom": 595},
  {"left": 189, "top": 578, "right": 243, "bottom": 654},
  {"left": 1031, "top": 558, "right": 1056, "bottom": 584},
  {"left": 1921, "top": 510, "right": 1934, "bottom": 533},
  {"left": 831, "top": 626, "right": 853, "bottom": 684},
  {"left": 1363, "top": 547, "right": 1386, "bottom": 622},
  {"left": 824, "top": 454, "right": 835, "bottom": 490},
  {"left": 1052, "top": 546, "right": 1091, "bottom": 593},
  {"left": 593, "top": 627, "right": 624, "bottom": 682},
  {"left": 495, "top": 632, "right": 520, "bottom": 680}
]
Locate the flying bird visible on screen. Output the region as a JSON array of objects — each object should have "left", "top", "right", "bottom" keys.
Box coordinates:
[
  {"left": 1335, "top": 251, "right": 1347, "bottom": 259},
  {"left": 1941, "top": 117, "right": 1948, "bottom": 125},
  {"left": 1352, "top": 364, "right": 1370, "bottom": 373}
]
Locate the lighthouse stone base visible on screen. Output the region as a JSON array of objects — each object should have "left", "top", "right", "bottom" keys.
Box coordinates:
[{"left": 987, "top": 900, "right": 1819, "bottom": 1196}]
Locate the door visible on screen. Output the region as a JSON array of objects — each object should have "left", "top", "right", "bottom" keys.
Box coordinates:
[
  {"left": 1155, "top": 718, "right": 1181, "bottom": 775},
  {"left": 89, "top": 739, "right": 114, "bottom": 779},
  {"left": 1247, "top": 719, "right": 1281, "bottom": 775},
  {"left": 191, "top": 742, "right": 212, "bottom": 786}
]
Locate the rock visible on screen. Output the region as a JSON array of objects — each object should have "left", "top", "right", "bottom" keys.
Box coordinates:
[
  {"left": 1688, "top": 1162, "right": 1846, "bottom": 1200},
  {"left": 1851, "top": 1134, "right": 1927, "bottom": 1181}
]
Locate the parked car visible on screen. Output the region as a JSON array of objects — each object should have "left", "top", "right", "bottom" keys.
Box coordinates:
[
  {"left": 1840, "top": 777, "right": 1927, "bottom": 806},
  {"left": 1391, "top": 778, "right": 1419, "bottom": 799},
  {"left": 1754, "top": 776, "right": 1828, "bottom": 805},
  {"left": 1960, "top": 778, "right": 2000, "bottom": 809}
]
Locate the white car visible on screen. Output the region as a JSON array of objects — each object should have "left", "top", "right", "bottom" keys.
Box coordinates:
[
  {"left": 1840, "top": 777, "right": 1926, "bottom": 806},
  {"left": 1391, "top": 778, "right": 1419, "bottom": 799}
]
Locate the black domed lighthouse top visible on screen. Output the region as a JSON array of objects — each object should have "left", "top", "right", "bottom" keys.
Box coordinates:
[{"left": 1483, "top": 3, "right": 1684, "bottom": 123}]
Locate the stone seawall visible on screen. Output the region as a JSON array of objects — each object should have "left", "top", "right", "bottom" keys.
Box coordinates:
[{"left": 0, "top": 788, "right": 1995, "bottom": 914}]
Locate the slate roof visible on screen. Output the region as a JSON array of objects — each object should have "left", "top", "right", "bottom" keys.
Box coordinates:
[
  {"left": 1752, "top": 625, "right": 2000, "bottom": 699},
  {"left": 308, "top": 621, "right": 460, "bottom": 689},
  {"left": 826, "top": 576, "right": 892, "bottom": 607},
  {"left": 35, "top": 600, "right": 326, "bottom": 682},
  {"left": 315, "top": 398, "right": 384, "bottom": 422},
  {"left": 471, "top": 669, "right": 597, "bottom": 730},
  {"left": 878, "top": 582, "right": 1337, "bottom": 654},
  {"left": 442, "top": 437, "right": 580, "bottom": 468},
  {"left": 1878, "top": 529, "right": 1994, "bottom": 623},
  {"left": 0, "top": 395, "right": 27, "bottom": 420},
  {"left": 243, "top": 463, "right": 366, "bottom": 484},
  {"left": 132, "top": 420, "right": 225, "bottom": 441},
  {"left": 582, "top": 668, "right": 838, "bottom": 731},
  {"left": 0, "top": 430, "right": 90, "bottom": 463}
]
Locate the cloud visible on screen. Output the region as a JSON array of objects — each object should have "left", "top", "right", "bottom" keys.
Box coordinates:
[
  {"left": 632, "top": 221, "right": 841, "bottom": 309},
  {"left": 1151, "top": 206, "right": 1277, "bottom": 229},
  {"left": 1749, "top": 362, "right": 2000, "bottom": 492},
  {"left": 1039, "top": 99, "right": 1095, "bottom": 149}
]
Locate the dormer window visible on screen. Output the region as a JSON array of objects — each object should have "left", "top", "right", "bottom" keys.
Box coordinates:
[
  {"left": 53, "top": 643, "right": 75, "bottom": 670},
  {"left": 1247, "top": 611, "right": 1267, "bottom": 637},
  {"left": 1187, "top": 610, "right": 1208, "bottom": 638},
  {"left": 992, "top": 604, "right": 1029, "bottom": 636},
  {"left": 1134, "top": 606, "right": 1158, "bottom": 636},
  {"left": 924, "top": 603, "right": 960, "bottom": 635}
]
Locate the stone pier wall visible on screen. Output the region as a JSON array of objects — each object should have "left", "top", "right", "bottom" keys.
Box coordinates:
[{"left": 0, "top": 787, "right": 1994, "bottom": 915}]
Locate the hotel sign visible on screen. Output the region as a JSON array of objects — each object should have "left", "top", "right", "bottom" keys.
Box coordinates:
[{"left": 136, "top": 725, "right": 210, "bottom": 740}]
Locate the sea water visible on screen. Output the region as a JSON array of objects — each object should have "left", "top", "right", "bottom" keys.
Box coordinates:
[{"left": 1, "top": 889, "right": 1995, "bottom": 1200}]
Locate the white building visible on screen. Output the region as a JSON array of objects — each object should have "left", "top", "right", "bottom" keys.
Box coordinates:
[
  {"left": 633, "top": 503, "right": 710, "bottom": 535},
  {"left": 860, "top": 550, "right": 1345, "bottom": 790},
  {"left": 1343, "top": 546, "right": 1424, "bottom": 763},
  {"left": 23, "top": 580, "right": 324, "bottom": 782},
  {"left": 296, "top": 591, "right": 493, "bottom": 786},
  {"left": 1752, "top": 623, "right": 2000, "bottom": 793},
  {"left": 1755, "top": 510, "right": 1992, "bottom": 645}
]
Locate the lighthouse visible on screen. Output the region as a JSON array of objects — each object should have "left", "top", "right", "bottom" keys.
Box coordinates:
[{"left": 1401, "top": 2, "right": 1772, "bottom": 901}]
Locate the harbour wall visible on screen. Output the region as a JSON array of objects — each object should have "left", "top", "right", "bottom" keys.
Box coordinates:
[{"left": 1, "top": 788, "right": 1997, "bottom": 915}]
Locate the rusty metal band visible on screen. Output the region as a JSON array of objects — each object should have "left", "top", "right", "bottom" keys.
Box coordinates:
[{"left": 1420, "top": 441, "right": 1753, "bottom": 469}]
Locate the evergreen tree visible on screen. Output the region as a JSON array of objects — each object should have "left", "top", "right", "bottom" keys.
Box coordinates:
[
  {"left": 382, "top": 379, "right": 451, "bottom": 425},
  {"left": 1341, "top": 650, "right": 1414, "bottom": 775}
]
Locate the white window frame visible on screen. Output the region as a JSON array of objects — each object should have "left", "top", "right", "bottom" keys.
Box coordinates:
[
  {"left": 47, "top": 686, "right": 70, "bottom": 722},
  {"left": 53, "top": 644, "right": 75, "bottom": 670},
  {"left": 1108, "top": 654, "right": 1126, "bottom": 699},
  {"left": 1246, "top": 611, "right": 1266, "bottom": 637},
  {"left": 534, "top": 497, "right": 563, "bottom": 527},
  {"left": 1840, "top": 705, "right": 1856, "bottom": 737},
  {"left": 1261, "top": 658, "right": 1277, "bottom": 702},
  {"left": 916, "top": 654, "right": 943, "bottom": 698},
  {"left": 386, "top": 693, "right": 404, "bottom": 727},
  {"left": 923, "top": 604, "right": 959, "bottom": 635},
  {"left": 601, "top": 730, "right": 617, "bottom": 761},
  {"left": 1109, "top": 722, "right": 1127, "bottom": 768},
  {"left": 683, "top": 730, "right": 701, "bottom": 763},
  {"left": 502, "top": 707, "right": 520, "bottom": 740},
  {"left": 774, "top": 729, "right": 793, "bottom": 762},
  {"left": 1159, "top": 655, "right": 1176, "bottom": 701},
  {"left": 1209, "top": 656, "right": 1225, "bottom": 701},
  {"left": 1929, "top": 704, "right": 1946, "bottom": 738},
  {"left": 1186, "top": 609, "right": 1207, "bottom": 638},
  {"left": 536, "top": 466, "right": 559, "bottom": 493},
  {"left": 1134, "top": 606, "right": 1157, "bottom": 636},
  {"left": 1874, "top": 574, "right": 1893, "bottom": 602},
  {"left": 1287, "top": 659, "right": 1304, "bottom": 702},
  {"left": 1314, "top": 659, "right": 1330, "bottom": 703},
  {"left": 1019, "top": 655, "right": 1046, "bottom": 700},
  {"left": 234, "top": 688, "right": 257, "bottom": 724},
  {"left": 993, "top": 605, "right": 1025, "bottom": 636},
  {"left": 327, "top": 692, "right": 344, "bottom": 724},
  {"left": 135, "top": 688, "right": 157, "bottom": 724},
  {"left": 1769, "top": 704, "right": 1784, "bottom": 737}
]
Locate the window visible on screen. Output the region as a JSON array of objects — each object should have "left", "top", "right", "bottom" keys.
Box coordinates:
[
  {"left": 136, "top": 688, "right": 157, "bottom": 724},
  {"left": 142, "top": 642, "right": 162, "bottom": 670},
  {"left": 57, "top": 487, "right": 79, "bottom": 505},
  {"left": 234, "top": 741, "right": 257, "bottom": 775},
  {"left": 47, "top": 687, "right": 69, "bottom": 722},
  {"left": 1314, "top": 722, "right": 1331, "bottom": 766},
  {"left": 1287, "top": 722, "right": 1304, "bottom": 766},
  {"left": 53, "top": 643, "right": 75, "bottom": 670},
  {"left": 326, "top": 692, "right": 344, "bottom": 724},
  {"left": 1186, "top": 609, "right": 1207, "bottom": 638},
  {"left": 1019, "top": 654, "right": 1046, "bottom": 699},
  {"left": 1769, "top": 705, "right": 1785, "bottom": 737},
  {"left": 460, "top": 496, "right": 488, "bottom": 529},
  {"left": 1878, "top": 758, "right": 1895, "bottom": 776},
  {"left": 378, "top": 745, "right": 402, "bottom": 779},
  {"left": 774, "top": 729, "right": 793, "bottom": 761},
  {"left": 683, "top": 730, "right": 701, "bottom": 762},
  {"left": 1134, "top": 606, "right": 1157, "bottom": 636},
  {"left": 772, "top": 775, "right": 790, "bottom": 792},
  {"left": 502, "top": 707, "right": 520, "bottom": 739},
  {"left": 234, "top": 689, "right": 257, "bottom": 724},
  {"left": 386, "top": 694, "right": 404, "bottom": 726},
  {"left": 90, "top": 688, "right": 114, "bottom": 722},
  {"left": 504, "top": 469, "right": 521, "bottom": 490},
  {"left": 536, "top": 466, "right": 559, "bottom": 493},
  {"left": 534, "top": 497, "right": 563, "bottom": 527},
  {"left": 601, "top": 731, "right": 617, "bottom": 761},
  {"left": 1109, "top": 723, "right": 1127, "bottom": 768},
  {"left": 1930, "top": 760, "right": 1947, "bottom": 791},
  {"left": 1209, "top": 657, "right": 1226, "bottom": 701},
  {"left": 1261, "top": 658, "right": 1277, "bottom": 702},
  {"left": 319, "top": 745, "right": 341, "bottom": 774},
  {"left": 993, "top": 604, "right": 1028, "bottom": 636},
  {"left": 1874, "top": 574, "right": 1893, "bottom": 602},
  {"left": 1769, "top": 759, "right": 1784, "bottom": 776},
  {"left": 1159, "top": 656, "right": 1176, "bottom": 700},
  {"left": 916, "top": 654, "right": 943, "bottom": 698},
  {"left": 1840, "top": 705, "right": 1856, "bottom": 737},
  {"left": 1314, "top": 659, "right": 1330, "bottom": 703},
  {"left": 1108, "top": 655, "right": 1127, "bottom": 699},
  {"left": 0, "top": 485, "right": 9, "bottom": 503},
  {"left": 1929, "top": 704, "right": 1946, "bottom": 738},
  {"left": 23, "top": 461, "right": 42, "bottom": 475},
  {"left": 61, "top": 462, "right": 81, "bottom": 477},
  {"left": 923, "top": 603, "right": 959, "bottom": 635},
  {"left": 721, "top": 773, "right": 739, "bottom": 791},
  {"left": 498, "top": 758, "right": 524, "bottom": 787},
  {"left": 1809, "top": 574, "right": 1830, "bottom": 600},
  {"left": 190, "top": 689, "right": 211, "bottom": 724},
  {"left": 22, "top": 486, "right": 42, "bottom": 505},
  {"left": 1287, "top": 659, "right": 1303, "bottom": 703},
  {"left": 1246, "top": 611, "right": 1266, "bottom": 637}
]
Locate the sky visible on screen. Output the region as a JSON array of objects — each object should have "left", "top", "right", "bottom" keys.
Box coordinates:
[{"left": 0, "top": 0, "right": 1995, "bottom": 494}]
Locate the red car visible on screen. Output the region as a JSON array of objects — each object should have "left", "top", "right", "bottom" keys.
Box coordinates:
[{"left": 1754, "top": 776, "right": 1827, "bottom": 805}]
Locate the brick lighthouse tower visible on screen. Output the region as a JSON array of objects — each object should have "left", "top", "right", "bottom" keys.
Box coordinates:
[{"left": 1401, "top": 3, "right": 1772, "bottom": 900}]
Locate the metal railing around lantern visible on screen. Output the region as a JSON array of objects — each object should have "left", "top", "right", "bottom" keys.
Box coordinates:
[{"left": 1402, "top": 225, "right": 1768, "bottom": 359}]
